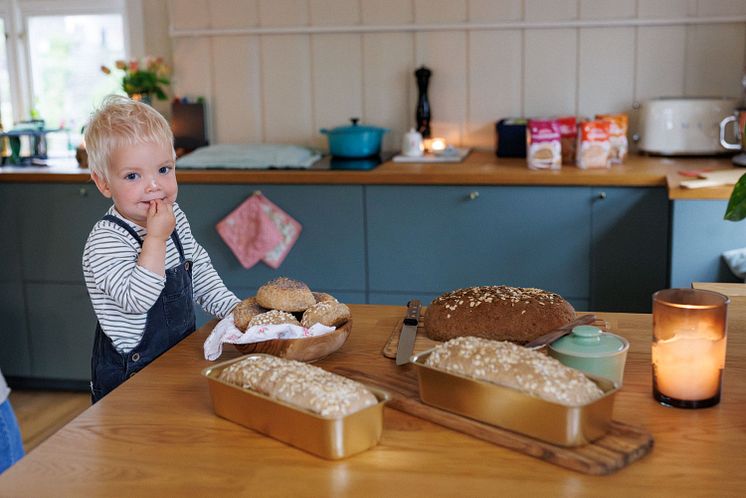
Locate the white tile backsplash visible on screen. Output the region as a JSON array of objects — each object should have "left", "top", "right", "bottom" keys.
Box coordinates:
[
  {"left": 685, "top": 23, "right": 746, "bottom": 97},
  {"left": 258, "top": 0, "right": 309, "bottom": 27},
  {"left": 168, "top": 0, "right": 746, "bottom": 149},
  {"left": 207, "top": 0, "right": 259, "bottom": 29},
  {"left": 467, "top": 30, "right": 523, "bottom": 148},
  {"left": 468, "top": 0, "right": 523, "bottom": 22},
  {"left": 577, "top": 28, "right": 635, "bottom": 117},
  {"left": 414, "top": 0, "right": 467, "bottom": 24},
  {"left": 310, "top": 0, "right": 361, "bottom": 26},
  {"left": 362, "top": 33, "right": 415, "bottom": 152},
  {"left": 260, "top": 35, "right": 313, "bottom": 143},
  {"left": 635, "top": 26, "right": 686, "bottom": 100},
  {"left": 524, "top": 29, "right": 577, "bottom": 116},
  {"left": 579, "top": 0, "right": 635, "bottom": 20},
  {"left": 312, "top": 34, "right": 364, "bottom": 150},
  {"left": 525, "top": 0, "right": 577, "bottom": 22},
  {"left": 211, "top": 36, "right": 262, "bottom": 143}
]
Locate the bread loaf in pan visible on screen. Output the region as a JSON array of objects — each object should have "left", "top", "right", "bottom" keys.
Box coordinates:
[
  {"left": 218, "top": 355, "right": 377, "bottom": 417},
  {"left": 424, "top": 286, "right": 576, "bottom": 344},
  {"left": 204, "top": 354, "right": 389, "bottom": 459},
  {"left": 424, "top": 337, "right": 604, "bottom": 406}
]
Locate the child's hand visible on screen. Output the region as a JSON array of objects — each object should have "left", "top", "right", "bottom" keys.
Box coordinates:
[{"left": 146, "top": 200, "right": 176, "bottom": 241}]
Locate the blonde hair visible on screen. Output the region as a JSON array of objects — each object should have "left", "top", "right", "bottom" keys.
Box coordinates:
[{"left": 84, "top": 94, "right": 174, "bottom": 179}]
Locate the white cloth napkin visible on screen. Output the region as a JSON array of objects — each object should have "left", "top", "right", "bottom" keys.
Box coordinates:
[{"left": 203, "top": 314, "right": 336, "bottom": 361}]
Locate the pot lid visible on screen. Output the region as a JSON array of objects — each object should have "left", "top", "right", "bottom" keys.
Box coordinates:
[
  {"left": 549, "top": 325, "right": 628, "bottom": 357},
  {"left": 320, "top": 118, "right": 389, "bottom": 135}
]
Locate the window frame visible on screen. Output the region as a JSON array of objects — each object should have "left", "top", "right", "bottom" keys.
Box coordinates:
[{"left": 1, "top": 0, "right": 143, "bottom": 124}]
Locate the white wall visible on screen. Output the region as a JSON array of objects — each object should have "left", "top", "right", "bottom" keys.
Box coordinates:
[{"left": 163, "top": 0, "right": 746, "bottom": 152}]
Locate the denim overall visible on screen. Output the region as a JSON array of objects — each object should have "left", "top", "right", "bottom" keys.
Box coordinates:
[{"left": 90, "top": 214, "right": 196, "bottom": 403}]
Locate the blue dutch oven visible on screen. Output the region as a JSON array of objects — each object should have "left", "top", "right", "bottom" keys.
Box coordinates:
[{"left": 321, "top": 118, "right": 389, "bottom": 158}]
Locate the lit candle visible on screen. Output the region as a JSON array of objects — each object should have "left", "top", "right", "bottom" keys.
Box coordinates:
[
  {"left": 428, "top": 137, "right": 447, "bottom": 153},
  {"left": 652, "top": 331, "right": 726, "bottom": 400},
  {"left": 651, "top": 289, "right": 729, "bottom": 409}
]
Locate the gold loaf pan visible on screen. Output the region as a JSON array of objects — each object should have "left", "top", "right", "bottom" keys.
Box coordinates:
[
  {"left": 410, "top": 348, "right": 619, "bottom": 447},
  {"left": 202, "top": 354, "right": 390, "bottom": 460}
]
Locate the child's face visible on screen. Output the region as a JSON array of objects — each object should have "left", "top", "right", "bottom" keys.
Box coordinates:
[{"left": 92, "top": 141, "right": 178, "bottom": 226}]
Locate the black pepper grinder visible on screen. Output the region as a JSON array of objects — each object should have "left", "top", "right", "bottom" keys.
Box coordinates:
[{"left": 415, "top": 66, "right": 432, "bottom": 138}]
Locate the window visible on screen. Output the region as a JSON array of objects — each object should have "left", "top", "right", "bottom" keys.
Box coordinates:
[{"left": 1, "top": 0, "right": 141, "bottom": 161}]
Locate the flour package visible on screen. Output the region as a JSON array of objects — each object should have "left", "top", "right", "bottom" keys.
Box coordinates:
[
  {"left": 557, "top": 116, "right": 578, "bottom": 165},
  {"left": 596, "top": 113, "right": 628, "bottom": 164},
  {"left": 576, "top": 120, "right": 611, "bottom": 169},
  {"left": 526, "top": 118, "right": 561, "bottom": 170}
]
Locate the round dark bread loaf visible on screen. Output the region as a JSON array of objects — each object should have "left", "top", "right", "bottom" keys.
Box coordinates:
[{"left": 424, "top": 285, "right": 575, "bottom": 344}]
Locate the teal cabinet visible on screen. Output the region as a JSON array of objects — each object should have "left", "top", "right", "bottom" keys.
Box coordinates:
[
  {"left": 366, "top": 185, "right": 592, "bottom": 309},
  {"left": 178, "top": 185, "right": 366, "bottom": 295},
  {"left": 19, "top": 184, "right": 110, "bottom": 282},
  {"left": 670, "top": 200, "right": 746, "bottom": 287},
  {"left": 590, "top": 187, "right": 669, "bottom": 312},
  {"left": 0, "top": 282, "right": 31, "bottom": 377},
  {"left": 26, "top": 283, "right": 96, "bottom": 381}
]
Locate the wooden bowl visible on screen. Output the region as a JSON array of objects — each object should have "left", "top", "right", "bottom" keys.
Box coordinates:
[{"left": 233, "top": 319, "right": 352, "bottom": 362}]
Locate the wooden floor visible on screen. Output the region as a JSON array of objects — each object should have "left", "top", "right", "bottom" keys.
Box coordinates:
[{"left": 8, "top": 390, "right": 90, "bottom": 452}]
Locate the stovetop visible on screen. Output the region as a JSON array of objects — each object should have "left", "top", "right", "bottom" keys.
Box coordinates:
[{"left": 310, "top": 151, "right": 395, "bottom": 171}]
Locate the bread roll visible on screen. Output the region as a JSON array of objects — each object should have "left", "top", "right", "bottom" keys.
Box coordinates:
[
  {"left": 233, "top": 297, "right": 269, "bottom": 331},
  {"left": 425, "top": 336, "right": 604, "bottom": 406},
  {"left": 301, "top": 301, "right": 351, "bottom": 328},
  {"left": 219, "top": 356, "right": 377, "bottom": 417},
  {"left": 248, "top": 310, "right": 300, "bottom": 327},
  {"left": 256, "top": 277, "right": 316, "bottom": 312},
  {"left": 424, "top": 286, "right": 575, "bottom": 344}
]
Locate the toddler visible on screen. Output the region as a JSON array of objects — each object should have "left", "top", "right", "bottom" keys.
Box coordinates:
[
  {"left": 82, "top": 95, "right": 240, "bottom": 402},
  {"left": 0, "top": 368, "right": 24, "bottom": 474}
]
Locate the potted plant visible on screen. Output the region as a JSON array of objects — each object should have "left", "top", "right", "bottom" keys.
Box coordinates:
[{"left": 101, "top": 56, "right": 171, "bottom": 104}]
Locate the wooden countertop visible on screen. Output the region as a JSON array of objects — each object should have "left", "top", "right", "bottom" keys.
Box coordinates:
[
  {"left": 0, "top": 152, "right": 738, "bottom": 199},
  {"left": 1, "top": 301, "right": 744, "bottom": 496}
]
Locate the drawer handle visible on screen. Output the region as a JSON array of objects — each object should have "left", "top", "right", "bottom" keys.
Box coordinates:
[
  {"left": 79, "top": 187, "right": 88, "bottom": 197},
  {"left": 468, "top": 191, "right": 480, "bottom": 200},
  {"left": 596, "top": 191, "right": 607, "bottom": 200}
]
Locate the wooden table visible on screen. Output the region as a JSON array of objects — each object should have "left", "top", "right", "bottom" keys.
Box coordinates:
[{"left": 1, "top": 303, "right": 745, "bottom": 496}]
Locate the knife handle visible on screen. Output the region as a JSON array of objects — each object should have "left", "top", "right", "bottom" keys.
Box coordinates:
[{"left": 405, "top": 300, "right": 421, "bottom": 323}]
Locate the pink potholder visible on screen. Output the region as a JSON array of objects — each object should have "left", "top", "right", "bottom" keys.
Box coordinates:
[
  {"left": 255, "top": 194, "right": 302, "bottom": 269},
  {"left": 216, "top": 194, "right": 283, "bottom": 269}
]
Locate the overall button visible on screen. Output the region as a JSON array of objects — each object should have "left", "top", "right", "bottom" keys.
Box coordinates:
[
  {"left": 131, "top": 352, "right": 141, "bottom": 362},
  {"left": 184, "top": 261, "right": 191, "bottom": 271}
]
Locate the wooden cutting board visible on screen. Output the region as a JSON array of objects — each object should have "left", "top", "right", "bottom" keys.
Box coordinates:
[{"left": 367, "top": 318, "right": 653, "bottom": 476}]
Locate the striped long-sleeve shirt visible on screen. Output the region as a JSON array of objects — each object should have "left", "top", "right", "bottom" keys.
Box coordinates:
[{"left": 83, "top": 203, "right": 240, "bottom": 353}]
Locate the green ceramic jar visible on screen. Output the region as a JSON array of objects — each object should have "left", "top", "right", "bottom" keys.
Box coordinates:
[{"left": 548, "top": 325, "right": 630, "bottom": 386}]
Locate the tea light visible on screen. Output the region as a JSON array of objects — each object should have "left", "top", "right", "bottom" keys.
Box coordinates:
[
  {"left": 652, "top": 289, "right": 729, "bottom": 409},
  {"left": 426, "top": 137, "right": 447, "bottom": 153}
]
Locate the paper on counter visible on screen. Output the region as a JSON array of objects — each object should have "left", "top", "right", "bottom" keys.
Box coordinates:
[{"left": 203, "top": 314, "right": 335, "bottom": 361}]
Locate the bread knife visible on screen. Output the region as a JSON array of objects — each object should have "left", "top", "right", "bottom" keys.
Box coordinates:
[
  {"left": 524, "top": 314, "right": 597, "bottom": 350},
  {"left": 395, "top": 299, "right": 421, "bottom": 365}
]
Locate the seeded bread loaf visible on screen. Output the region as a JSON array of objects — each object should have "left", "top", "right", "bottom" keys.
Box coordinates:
[
  {"left": 424, "top": 286, "right": 576, "bottom": 344},
  {"left": 248, "top": 309, "right": 301, "bottom": 328},
  {"left": 425, "top": 337, "right": 604, "bottom": 406},
  {"left": 256, "top": 277, "right": 316, "bottom": 312},
  {"left": 233, "top": 297, "right": 269, "bottom": 331},
  {"left": 219, "top": 356, "right": 378, "bottom": 417},
  {"left": 301, "top": 301, "right": 351, "bottom": 328}
]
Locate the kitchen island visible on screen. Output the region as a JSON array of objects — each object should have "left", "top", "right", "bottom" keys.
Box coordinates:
[{"left": 1, "top": 302, "right": 744, "bottom": 496}]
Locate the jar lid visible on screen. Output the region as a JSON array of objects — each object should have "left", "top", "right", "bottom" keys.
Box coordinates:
[{"left": 549, "top": 325, "right": 628, "bottom": 357}]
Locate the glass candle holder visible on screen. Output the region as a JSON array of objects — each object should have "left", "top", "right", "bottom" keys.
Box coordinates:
[{"left": 652, "top": 288, "right": 729, "bottom": 408}]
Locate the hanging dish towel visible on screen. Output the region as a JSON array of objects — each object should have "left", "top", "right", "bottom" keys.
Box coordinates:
[{"left": 216, "top": 192, "right": 302, "bottom": 269}]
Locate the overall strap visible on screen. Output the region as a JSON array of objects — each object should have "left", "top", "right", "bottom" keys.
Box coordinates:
[{"left": 102, "top": 214, "right": 143, "bottom": 245}]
